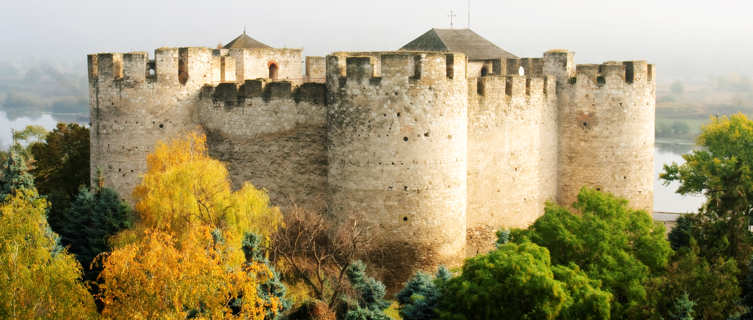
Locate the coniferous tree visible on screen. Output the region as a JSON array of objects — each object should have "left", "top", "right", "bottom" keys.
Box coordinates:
[
  {"left": 343, "top": 260, "right": 390, "bottom": 320},
  {"left": 397, "top": 266, "right": 451, "bottom": 320},
  {"left": 56, "top": 179, "right": 132, "bottom": 280},
  {"left": 242, "top": 232, "right": 291, "bottom": 319},
  {"left": 668, "top": 292, "right": 695, "bottom": 320},
  {"left": 0, "top": 149, "right": 35, "bottom": 200}
]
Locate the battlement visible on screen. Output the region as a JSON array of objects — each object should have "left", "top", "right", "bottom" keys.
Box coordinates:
[
  {"left": 570, "top": 61, "right": 655, "bottom": 86},
  {"left": 199, "top": 80, "right": 326, "bottom": 106},
  {"left": 474, "top": 75, "right": 553, "bottom": 98},
  {"left": 87, "top": 47, "right": 240, "bottom": 88},
  {"left": 326, "top": 51, "right": 467, "bottom": 85}
]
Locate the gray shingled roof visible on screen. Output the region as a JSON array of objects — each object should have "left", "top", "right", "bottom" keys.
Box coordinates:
[
  {"left": 400, "top": 28, "right": 517, "bottom": 60},
  {"left": 223, "top": 32, "right": 272, "bottom": 49}
]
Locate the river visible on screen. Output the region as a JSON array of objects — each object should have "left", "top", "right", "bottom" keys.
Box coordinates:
[{"left": 654, "top": 143, "right": 705, "bottom": 213}]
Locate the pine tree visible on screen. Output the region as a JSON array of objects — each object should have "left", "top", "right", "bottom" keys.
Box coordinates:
[
  {"left": 0, "top": 149, "right": 35, "bottom": 200},
  {"left": 242, "top": 232, "right": 291, "bottom": 319},
  {"left": 55, "top": 182, "right": 132, "bottom": 280},
  {"left": 397, "top": 266, "right": 451, "bottom": 320},
  {"left": 668, "top": 292, "right": 695, "bottom": 320},
  {"left": 343, "top": 260, "right": 390, "bottom": 320}
]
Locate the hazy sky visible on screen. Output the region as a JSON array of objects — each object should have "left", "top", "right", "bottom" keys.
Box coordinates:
[{"left": 2, "top": 0, "right": 752, "bottom": 80}]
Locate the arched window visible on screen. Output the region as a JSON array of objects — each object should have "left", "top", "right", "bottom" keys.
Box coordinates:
[
  {"left": 480, "top": 66, "right": 488, "bottom": 77},
  {"left": 269, "top": 63, "right": 279, "bottom": 80}
]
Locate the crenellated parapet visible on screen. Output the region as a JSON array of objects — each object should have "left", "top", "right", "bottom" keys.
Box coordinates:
[
  {"left": 325, "top": 51, "right": 469, "bottom": 284},
  {"left": 555, "top": 53, "right": 656, "bottom": 211}
]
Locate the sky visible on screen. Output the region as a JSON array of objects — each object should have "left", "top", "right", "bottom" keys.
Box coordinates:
[{"left": 1, "top": 0, "right": 752, "bottom": 80}]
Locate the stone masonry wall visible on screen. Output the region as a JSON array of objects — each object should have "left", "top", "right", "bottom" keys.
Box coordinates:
[
  {"left": 557, "top": 61, "right": 655, "bottom": 211},
  {"left": 199, "top": 80, "right": 328, "bottom": 211},
  {"left": 326, "top": 52, "right": 469, "bottom": 281},
  {"left": 466, "top": 69, "right": 558, "bottom": 256}
]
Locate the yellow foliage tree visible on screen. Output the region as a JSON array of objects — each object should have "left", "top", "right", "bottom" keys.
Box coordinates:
[
  {"left": 100, "top": 132, "right": 284, "bottom": 318},
  {"left": 126, "top": 132, "right": 281, "bottom": 241},
  {"left": 0, "top": 189, "right": 96, "bottom": 319},
  {"left": 98, "top": 225, "right": 278, "bottom": 319}
]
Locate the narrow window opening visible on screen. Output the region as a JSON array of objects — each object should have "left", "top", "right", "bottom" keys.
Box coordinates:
[
  {"left": 480, "top": 66, "right": 488, "bottom": 77},
  {"left": 268, "top": 63, "right": 279, "bottom": 80}
]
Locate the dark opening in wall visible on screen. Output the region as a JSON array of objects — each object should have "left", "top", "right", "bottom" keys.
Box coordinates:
[
  {"left": 403, "top": 186, "right": 408, "bottom": 191},
  {"left": 480, "top": 66, "right": 489, "bottom": 77},
  {"left": 582, "top": 121, "right": 588, "bottom": 128},
  {"left": 403, "top": 136, "right": 409, "bottom": 142},
  {"left": 445, "top": 54, "right": 454, "bottom": 79},
  {"left": 477, "top": 78, "right": 484, "bottom": 95},
  {"left": 596, "top": 187, "right": 601, "bottom": 191},
  {"left": 178, "top": 48, "right": 188, "bottom": 85},
  {"left": 413, "top": 55, "right": 422, "bottom": 79},
  {"left": 159, "top": 123, "right": 164, "bottom": 129},
  {"left": 403, "top": 216, "right": 408, "bottom": 222},
  {"left": 424, "top": 132, "right": 430, "bottom": 137},
  {"left": 597, "top": 76, "right": 606, "bottom": 86},
  {"left": 269, "top": 63, "right": 279, "bottom": 80}
]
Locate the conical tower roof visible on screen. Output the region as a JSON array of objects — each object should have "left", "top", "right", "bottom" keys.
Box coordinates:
[
  {"left": 223, "top": 31, "right": 272, "bottom": 49},
  {"left": 400, "top": 28, "right": 517, "bottom": 61}
]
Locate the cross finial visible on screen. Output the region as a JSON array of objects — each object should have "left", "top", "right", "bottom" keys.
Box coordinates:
[{"left": 449, "top": 10, "right": 457, "bottom": 29}]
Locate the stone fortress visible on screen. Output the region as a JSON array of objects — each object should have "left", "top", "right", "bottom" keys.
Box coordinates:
[{"left": 87, "top": 28, "right": 655, "bottom": 275}]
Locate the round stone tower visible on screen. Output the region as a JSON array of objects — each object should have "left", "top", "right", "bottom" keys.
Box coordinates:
[
  {"left": 553, "top": 52, "right": 655, "bottom": 211},
  {"left": 326, "top": 52, "right": 469, "bottom": 276}
]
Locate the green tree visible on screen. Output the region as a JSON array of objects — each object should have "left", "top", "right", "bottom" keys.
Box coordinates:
[
  {"left": 668, "top": 292, "right": 695, "bottom": 320},
  {"left": 437, "top": 241, "right": 610, "bottom": 320},
  {"left": 0, "top": 149, "right": 35, "bottom": 199},
  {"left": 343, "top": 260, "right": 391, "bottom": 320},
  {"left": 29, "top": 123, "right": 90, "bottom": 235},
  {"left": 397, "top": 267, "right": 451, "bottom": 320},
  {"left": 0, "top": 189, "right": 96, "bottom": 318},
  {"left": 55, "top": 182, "right": 132, "bottom": 281},
  {"left": 662, "top": 114, "right": 753, "bottom": 267},
  {"left": 511, "top": 188, "right": 671, "bottom": 319}
]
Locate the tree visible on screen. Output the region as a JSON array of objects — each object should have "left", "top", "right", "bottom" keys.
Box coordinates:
[
  {"left": 98, "top": 132, "right": 285, "bottom": 318},
  {"left": 124, "top": 132, "right": 281, "bottom": 242},
  {"left": 98, "top": 225, "right": 278, "bottom": 319},
  {"left": 271, "top": 206, "right": 374, "bottom": 309},
  {"left": 670, "top": 81, "right": 685, "bottom": 95},
  {"left": 0, "top": 189, "right": 96, "bottom": 319},
  {"left": 511, "top": 188, "right": 671, "bottom": 319},
  {"left": 0, "top": 149, "right": 35, "bottom": 199},
  {"left": 342, "top": 260, "right": 391, "bottom": 320},
  {"left": 662, "top": 114, "right": 753, "bottom": 268},
  {"left": 242, "top": 232, "right": 291, "bottom": 319},
  {"left": 397, "top": 267, "right": 451, "bottom": 320},
  {"left": 55, "top": 182, "right": 132, "bottom": 281},
  {"left": 28, "top": 123, "right": 90, "bottom": 238},
  {"left": 668, "top": 292, "right": 695, "bottom": 320},
  {"left": 437, "top": 241, "right": 610, "bottom": 320}
]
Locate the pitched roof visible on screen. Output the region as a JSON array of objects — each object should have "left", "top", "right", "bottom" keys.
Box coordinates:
[
  {"left": 223, "top": 32, "right": 272, "bottom": 49},
  {"left": 400, "top": 28, "right": 517, "bottom": 60}
]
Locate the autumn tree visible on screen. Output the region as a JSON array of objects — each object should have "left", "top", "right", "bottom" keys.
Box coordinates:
[
  {"left": 98, "top": 225, "right": 277, "bottom": 319},
  {"left": 124, "top": 132, "right": 280, "bottom": 241},
  {"left": 271, "top": 206, "right": 374, "bottom": 310},
  {"left": 0, "top": 189, "right": 96, "bottom": 319},
  {"left": 99, "top": 132, "right": 285, "bottom": 318},
  {"left": 511, "top": 188, "right": 671, "bottom": 319}
]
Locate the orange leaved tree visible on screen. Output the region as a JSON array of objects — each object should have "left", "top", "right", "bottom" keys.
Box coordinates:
[
  {"left": 98, "top": 132, "right": 284, "bottom": 318},
  {"left": 98, "top": 225, "right": 277, "bottom": 319}
]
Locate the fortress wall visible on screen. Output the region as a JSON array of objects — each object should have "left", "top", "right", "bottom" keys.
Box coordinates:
[
  {"left": 88, "top": 48, "right": 219, "bottom": 202},
  {"left": 466, "top": 70, "right": 558, "bottom": 255},
  {"left": 198, "top": 80, "right": 328, "bottom": 211},
  {"left": 326, "top": 52, "right": 468, "bottom": 281},
  {"left": 305, "top": 56, "right": 326, "bottom": 82},
  {"left": 557, "top": 61, "right": 655, "bottom": 211},
  {"left": 229, "top": 48, "right": 303, "bottom": 83}
]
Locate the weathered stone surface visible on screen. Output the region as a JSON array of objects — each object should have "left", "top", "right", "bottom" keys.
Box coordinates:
[{"left": 88, "top": 45, "right": 655, "bottom": 285}]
